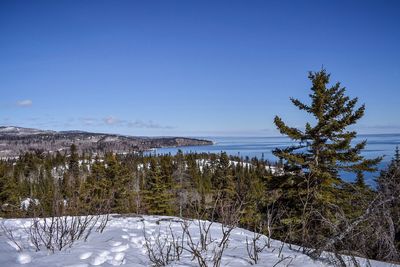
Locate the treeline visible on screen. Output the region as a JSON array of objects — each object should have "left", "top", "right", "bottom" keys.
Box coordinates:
[{"left": 0, "top": 146, "right": 274, "bottom": 221}]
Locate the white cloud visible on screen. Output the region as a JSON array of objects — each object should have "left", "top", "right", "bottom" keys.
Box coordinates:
[
  {"left": 127, "top": 120, "right": 174, "bottom": 129},
  {"left": 101, "top": 116, "right": 173, "bottom": 129},
  {"left": 103, "top": 116, "right": 121, "bottom": 125},
  {"left": 16, "top": 99, "right": 32, "bottom": 107}
]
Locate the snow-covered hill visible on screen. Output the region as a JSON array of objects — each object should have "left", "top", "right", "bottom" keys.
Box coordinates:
[
  {"left": 0, "top": 126, "right": 212, "bottom": 158},
  {"left": 0, "top": 126, "right": 55, "bottom": 136},
  {"left": 0, "top": 215, "right": 396, "bottom": 267}
]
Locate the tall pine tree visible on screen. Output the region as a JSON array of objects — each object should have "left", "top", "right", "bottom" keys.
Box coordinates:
[
  {"left": 271, "top": 69, "right": 381, "bottom": 245},
  {"left": 273, "top": 69, "right": 381, "bottom": 187},
  {"left": 144, "top": 158, "right": 174, "bottom": 215}
]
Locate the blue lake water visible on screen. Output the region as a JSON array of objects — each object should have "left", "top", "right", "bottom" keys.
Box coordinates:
[{"left": 152, "top": 134, "right": 400, "bottom": 185}]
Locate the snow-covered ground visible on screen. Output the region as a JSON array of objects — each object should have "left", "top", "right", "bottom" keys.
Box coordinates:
[{"left": 0, "top": 215, "right": 397, "bottom": 267}]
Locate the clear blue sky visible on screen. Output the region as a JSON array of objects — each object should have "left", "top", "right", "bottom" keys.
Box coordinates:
[{"left": 1, "top": 0, "right": 399, "bottom": 136}]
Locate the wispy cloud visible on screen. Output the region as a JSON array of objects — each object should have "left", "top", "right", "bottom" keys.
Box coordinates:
[
  {"left": 6, "top": 116, "right": 175, "bottom": 132},
  {"left": 104, "top": 116, "right": 174, "bottom": 129},
  {"left": 127, "top": 120, "right": 175, "bottom": 129},
  {"left": 16, "top": 99, "right": 33, "bottom": 107},
  {"left": 103, "top": 116, "right": 121, "bottom": 125},
  {"left": 347, "top": 124, "right": 400, "bottom": 134},
  {"left": 359, "top": 124, "right": 400, "bottom": 130},
  {"left": 81, "top": 117, "right": 97, "bottom": 126}
]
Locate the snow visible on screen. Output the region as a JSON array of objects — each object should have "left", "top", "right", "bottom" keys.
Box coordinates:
[
  {"left": 0, "top": 215, "right": 397, "bottom": 267},
  {"left": 103, "top": 137, "right": 119, "bottom": 142},
  {"left": 0, "top": 126, "right": 53, "bottom": 136},
  {"left": 194, "top": 159, "right": 280, "bottom": 174},
  {"left": 17, "top": 253, "right": 31, "bottom": 264},
  {"left": 137, "top": 163, "right": 150, "bottom": 171},
  {"left": 80, "top": 252, "right": 93, "bottom": 260},
  {"left": 20, "top": 198, "right": 40, "bottom": 211},
  {"left": 0, "top": 126, "right": 16, "bottom": 132}
]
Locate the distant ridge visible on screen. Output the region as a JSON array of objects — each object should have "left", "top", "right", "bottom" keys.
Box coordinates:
[
  {"left": 0, "top": 126, "right": 212, "bottom": 158},
  {"left": 0, "top": 126, "right": 56, "bottom": 135}
]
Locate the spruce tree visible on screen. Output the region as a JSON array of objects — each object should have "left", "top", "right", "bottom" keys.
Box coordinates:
[
  {"left": 113, "top": 163, "right": 133, "bottom": 213},
  {"left": 0, "top": 162, "right": 17, "bottom": 207},
  {"left": 65, "top": 144, "right": 80, "bottom": 199},
  {"left": 355, "top": 170, "right": 366, "bottom": 188},
  {"left": 144, "top": 158, "right": 174, "bottom": 215},
  {"left": 273, "top": 69, "right": 381, "bottom": 186},
  {"left": 395, "top": 146, "right": 400, "bottom": 167},
  {"left": 69, "top": 144, "right": 80, "bottom": 179},
  {"left": 272, "top": 69, "right": 381, "bottom": 245},
  {"left": 213, "top": 152, "right": 235, "bottom": 198}
]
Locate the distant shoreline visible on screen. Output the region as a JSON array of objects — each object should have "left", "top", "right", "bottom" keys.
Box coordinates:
[{"left": 0, "top": 126, "right": 213, "bottom": 158}]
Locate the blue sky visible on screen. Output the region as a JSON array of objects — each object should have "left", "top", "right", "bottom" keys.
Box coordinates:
[{"left": 1, "top": 0, "right": 400, "bottom": 136}]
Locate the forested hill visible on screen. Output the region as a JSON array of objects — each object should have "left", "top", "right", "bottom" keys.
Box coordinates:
[{"left": 0, "top": 126, "right": 212, "bottom": 158}]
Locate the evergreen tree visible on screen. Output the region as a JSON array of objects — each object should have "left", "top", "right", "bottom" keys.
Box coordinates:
[
  {"left": 69, "top": 144, "right": 80, "bottom": 179},
  {"left": 63, "top": 144, "right": 80, "bottom": 199},
  {"left": 112, "top": 161, "right": 133, "bottom": 213},
  {"left": 144, "top": 158, "right": 174, "bottom": 215},
  {"left": 213, "top": 152, "right": 235, "bottom": 198},
  {"left": 395, "top": 146, "right": 400, "bottom": 167},
  {"left": 355, "top": 170, "right": 366, "bottom": 188},
  {"left": 271, "top": 69, "right": 381, "bottom": 245},
  {"left": 172, "top": 150, "right": 189, "bottom": 217},
  {"left": 0, "top": 162, "right": 18, "bottom": 208},
  {"left": 273, "top": 69, "right": 381, "bottom": 185}
]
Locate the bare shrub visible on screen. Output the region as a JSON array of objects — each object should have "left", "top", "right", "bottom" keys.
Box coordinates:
[
  {"left": 143, "top": 216, "right": 239, "bottom": 267},
  {"left": 0, "top": 223, "right": 23, "bottom": 251},
  {"left": 272, "top": 255, "right": 294, "bottom": 267},
  {"left": 27, "top": 214, "right": 109, "bottom": 252},
  {"left": 142, "top": 222, "right": 184, "bottom": 266},
  {"left": 1, "top": 189, "right": 111, "bottom": 253},
  {"left": 212, "top": 222, "right": 236, "bottom": 267},
  {"left": 307, "top": 181, "right": 399, "bottom": 266},
  {"left": 179, "top": 197, "right": 243, "bottom": 267},
  {"left": 142, "top": 190, "right": 245, "bottom": 267},
  {"left": 246, "top": 225, "right": 268, "bottom": 265},
  {"left": 180, "top": 219, "right": 210, "bottom": 267}
]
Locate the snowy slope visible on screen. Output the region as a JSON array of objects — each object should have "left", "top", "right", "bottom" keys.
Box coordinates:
[{"left": 0, "top": 215, "right": 397, "bottom": 267}]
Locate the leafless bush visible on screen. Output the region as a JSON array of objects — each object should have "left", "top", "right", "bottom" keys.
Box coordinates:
[
  {"left": 24, "top": 190, "right": 112, "bottom": 252},
  {"left": 306, "top": 180, "right": 399, "bottom": 266},
  {"left": 169, "top": 224, "right": 185, "bottom": 261},
  {"left": 142, "top": 190, "right": 245, "bottom": 267},
  {"left": 26, "top": 214, "right": 109, "bottom": 252},
  {"left": 1, "top": 213, "right": 109, "bottom": 253},
  {"left": 212, "top": 222, "right": 236, "bottom": 267},
  {"left": 179, "top": 214, "right": 239, "bottom": 267},
  {"left": 142, "top": 216, "right": 237, "bottom": 267},
  {"left": 180, "top": 219, "right": 211, "bottom": 267},
  {"left": 246, "top": 226, "right": 268, "bottom": 265},
  {"left": 142, "top": 223, "right": 184, "bottom": 266},
  {"left": 96, "top": 213, "right": 110, "bottom": 233},
  {"left": 0, "top": 223, "right": 23, "bottom": 251},
  {"left": 272, "top": 255, "right": 294, "bottom": 267},
  {"left": 265, "top": 195, "right": 285, "bottom": 248}
]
